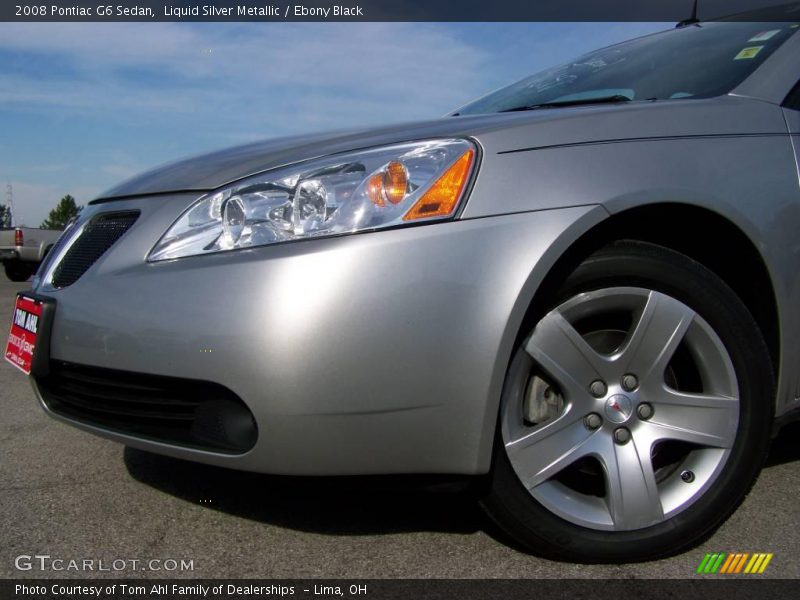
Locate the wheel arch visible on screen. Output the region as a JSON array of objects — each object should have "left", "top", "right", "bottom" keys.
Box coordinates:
[
  {"left": 523, "top": 203, "right": 779, "bottom": 372},
  {"left": 480, "top": 202, "right": 781, "bottom": 472}
]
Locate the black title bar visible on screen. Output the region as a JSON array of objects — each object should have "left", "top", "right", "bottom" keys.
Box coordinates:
[{"left": 3, "top": 0, "right": 800, "bottom": 22}]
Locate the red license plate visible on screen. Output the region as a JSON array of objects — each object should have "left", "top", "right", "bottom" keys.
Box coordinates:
[{"left": 5, "top": 294, "right": 44, "bottom": 374}]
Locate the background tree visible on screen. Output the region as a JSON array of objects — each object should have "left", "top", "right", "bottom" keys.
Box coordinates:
[
  {"left": 41, "top": 194, "right": 81, "bottom": 230},
  {"left": 0, "top": 204, "right": 10, "bottom": 228}
]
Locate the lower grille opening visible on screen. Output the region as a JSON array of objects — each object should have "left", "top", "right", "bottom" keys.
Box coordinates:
[{"left": 36, "top": 361, "right": 257, "bottom": 454}]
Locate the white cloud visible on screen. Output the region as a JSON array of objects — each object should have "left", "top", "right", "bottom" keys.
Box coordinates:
[
  {"left": 0, "top": 21, "right": 668, "bottom": 209},
  {"left": 0, "top": 22, "right": 488, "bottom": 128}
]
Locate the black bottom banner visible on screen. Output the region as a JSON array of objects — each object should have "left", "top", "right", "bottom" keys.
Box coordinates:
[{"left": 1, "top": 579, "right": 796, "bottom": 600}]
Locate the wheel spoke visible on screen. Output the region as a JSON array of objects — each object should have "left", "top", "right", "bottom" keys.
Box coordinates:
[
  {"left": 638, "top": 387, "right": 738, "bottom": 448},
  {"left": 598, "top": 434, "right": 663, "bottom": 529},
  {"left": 658, "top": 386, "right": 738, "bottom": 409},
  {"left": 525, "top": 310, "right": 608, "bottom": 402},
  {"left": 618, "top": 291, "right": 695, "bottom": 382},
  {"left": 505, "top": 409, "right": 597, "bottom": 489}
]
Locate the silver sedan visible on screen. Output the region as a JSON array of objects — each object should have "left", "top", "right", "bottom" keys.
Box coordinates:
[{"left": 8, "top": 14, "right": 800, "bottom": 562}]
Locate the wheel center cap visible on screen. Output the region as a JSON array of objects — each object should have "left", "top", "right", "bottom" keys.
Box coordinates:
[{"left": 604, "top": 394, "right": 633, "bottom": 423}]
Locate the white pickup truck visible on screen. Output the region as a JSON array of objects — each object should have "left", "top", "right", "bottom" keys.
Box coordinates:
[{"left": 0, "top": 227, "right": 62, "bottom": 281}]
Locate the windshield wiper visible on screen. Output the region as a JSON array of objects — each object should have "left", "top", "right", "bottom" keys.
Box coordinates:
[{"left": 500, "top": 94, "right": 633, "bottom": 113}]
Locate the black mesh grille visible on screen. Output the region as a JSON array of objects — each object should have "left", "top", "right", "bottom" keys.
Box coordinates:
[
  {"left": 51, "top": 211, "right": 139, "bottom": 288},
  {"left": 37, "top": 361, "right": 257, "bottom": 454}
]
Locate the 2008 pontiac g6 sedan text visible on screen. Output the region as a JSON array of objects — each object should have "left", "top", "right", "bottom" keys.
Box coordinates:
[{"left": 8, "top": 12, "right": 800, "bottom": 562}]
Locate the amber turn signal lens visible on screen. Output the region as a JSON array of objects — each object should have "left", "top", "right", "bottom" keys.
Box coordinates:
[
  {"left": 367, "top": 161, "right": 409, "bottom": 207},
  {"left": 383, "top": 161, "right": 408, "bottom": 204},
  {"left": 367, "top": 173, "right": 385, "bottom": 207},
  {"left": 403, "top": 149, "right": 474, "bottom": 221}
]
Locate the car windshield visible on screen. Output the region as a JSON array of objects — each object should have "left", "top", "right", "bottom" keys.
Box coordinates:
[{"left": 455, "top": 22, "right": 798, "bottom": 115}]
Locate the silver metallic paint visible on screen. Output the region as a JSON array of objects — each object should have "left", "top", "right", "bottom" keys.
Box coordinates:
[
  {"left": 32, "top": 33, "right": 800, "bottom": 474},
  {"left": 34, "top": 199, "right": 604, "bottom": 474}
]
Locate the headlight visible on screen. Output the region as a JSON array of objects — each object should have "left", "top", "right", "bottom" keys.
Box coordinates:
[{"left": 148, "top": 139, "right": 476, "bottom": 261}]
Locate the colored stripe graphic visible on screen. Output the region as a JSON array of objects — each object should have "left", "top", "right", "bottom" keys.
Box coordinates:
[
  {"left": 710, "top": 553, "right": 726, "bottom": 573},
  {"left": 758, "top": 554, "right": 773, "bottom": 573},
  {"left": 720, "top": 553, "right": 736, "bottom": 573},
  {"left": 745, "top": 554, "right": 759, "bottom": 573},
  {"left": 734, "top": 553, "right": 749, "bottom": 573},
  {"left": 697, "top": 554, "right": 712, "bottom": 574},
  {"left": 709, "top": 553, "right": 720, "bottom": 573},
  {"left": 754, "top": 554, "right": 765, "bottom": 572},
  {"left": 699, "top": 552, "right": 773, "bottom": 574}
]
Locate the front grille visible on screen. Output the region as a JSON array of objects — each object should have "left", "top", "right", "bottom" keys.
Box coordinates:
[
  {"left": 51, "top": 211, "right": 139, "bottom": 288},
  {"left": 37, "top": 361, "right": 258, "bottom": 454}
]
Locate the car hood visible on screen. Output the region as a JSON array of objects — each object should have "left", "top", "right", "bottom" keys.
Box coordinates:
[{"left": 98, "top": 95, "right": 785, "bottom": 200}]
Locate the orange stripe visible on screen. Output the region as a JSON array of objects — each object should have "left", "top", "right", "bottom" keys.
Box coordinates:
[
  {"left": 729, "top": 553, "right": 742, "bottom": 574},
  {"left": 735, "top": 553, "right": 750, "bottom": 573},
  {"left": 733, "top": 552, "right": 750, "bottom": 573},
  {"left": 720, "top": 553, "right": 736, "bottom": 574}
]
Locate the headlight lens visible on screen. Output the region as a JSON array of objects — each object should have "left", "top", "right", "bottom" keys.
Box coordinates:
[{"left": 148, "top": 139, "right": 476, "bottom": 261}]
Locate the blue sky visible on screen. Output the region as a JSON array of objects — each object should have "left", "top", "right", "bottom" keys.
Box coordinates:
[{"left": 0, "top": 22, "right": 667, "bottom": 226}]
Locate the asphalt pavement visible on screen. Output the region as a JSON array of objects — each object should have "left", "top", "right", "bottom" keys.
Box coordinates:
[{"left": 1, "top": 276, "right": 799, "bottom": 579}]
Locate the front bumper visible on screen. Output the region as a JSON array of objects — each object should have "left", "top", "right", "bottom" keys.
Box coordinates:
[{"left": 31, "top": 193, "right": 602, "bottom": 475}]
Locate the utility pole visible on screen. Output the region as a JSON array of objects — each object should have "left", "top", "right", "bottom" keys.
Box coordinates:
[{"left": 5, "top": 183, "right": 12, "bottom": 227}]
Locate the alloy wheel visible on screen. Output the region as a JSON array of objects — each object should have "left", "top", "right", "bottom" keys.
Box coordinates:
[{"left": 501, "top": 287, "right": 739, "bottom": 531}]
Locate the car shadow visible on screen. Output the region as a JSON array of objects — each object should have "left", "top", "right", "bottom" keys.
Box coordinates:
[
  {"left": 123, "top": 446, "right": 490, "bottom": 537},
  {"left": 124, "top": 421, "right": 800, "bottom": 538}
]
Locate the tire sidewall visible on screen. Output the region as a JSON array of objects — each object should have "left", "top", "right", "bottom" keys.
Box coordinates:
[{"left": 4, "top": 260, "right": 34, "bottom": 282}]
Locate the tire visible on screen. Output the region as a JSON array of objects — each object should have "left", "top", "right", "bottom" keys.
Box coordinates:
[
  {"left": 4, "top": 260, "right": 35, "bottom": 282},
  {"left": 481, "top": 240, "right": 774, "bottom": 562}
]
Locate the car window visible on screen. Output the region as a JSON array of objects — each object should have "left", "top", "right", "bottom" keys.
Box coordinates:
[{"left": 456, "top": 22, "right": 799, "bottom": 115}]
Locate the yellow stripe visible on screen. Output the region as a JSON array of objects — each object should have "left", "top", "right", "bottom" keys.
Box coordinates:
[
  {"left": 752, "top": 552, "right": 767, "bottom": 573},
  {"left": 751, "top": 554, "right": 766, "bottom": 573},
  {"left": 745, "top": 554, "right": 760, "bottom": 573},
  {"left": 734, "top": 553, "right": 749, "bottom": 573},
  {"left": 744, "top": 554, "right": 758, "bottom": 573},
  {"left": 720, "top": 553, "right": 736, "bottom": 574},
  {"left": 758, "top": 554, "right": 774, "bottom": 574}
]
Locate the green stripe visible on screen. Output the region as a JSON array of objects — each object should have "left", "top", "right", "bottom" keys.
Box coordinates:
[
  {"left": 711, "top": 553, "right": 727, "bottom": 573},
  {"left": 705, "top": 553, "right": 719, "bottom": 573},
  {"left": 697, "top": 554, "right": 712, "bottom": 574}
]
